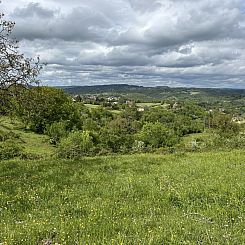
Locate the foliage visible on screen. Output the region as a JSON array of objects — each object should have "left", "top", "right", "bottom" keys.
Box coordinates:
[
  {"left": 90, "top": 106, "right": 114, "bottom": 126},
  {"left": 139, "top": 122, "right": 179, "bottom": 148},
  {"left": 212, "top": 134, "right": 245, "bottom": 149},
  {"left": 57, "top": 130, "right": 94, "bottom": 159},
  {"left": 0, "top": 129, "right": 21, "bottom": 141},
  {"left": 173, "top": 116, "right": 204, "bottom": 136},
  {"left": 121, "top": 104, "right": 141, "bottom": 121},
  {"left": 132, "top": 140, "right": 145, "bottom": 152},
  {"left": 45, "top": 121, "right": 68, "bottom": 145},
  {"left": 0, "top": 5, "right": 42, "bottom": 113},
  {"left": 178, "top": 102, "right": 206, "bottom": 119},
  {"left": 97, "top": 116, "right": 137, "bottom": 153},
  {"left": 0, "top": 140, "right": 22, "bottom": 160},
  {"left": 213, "top": 114, "right": 240, "bottom": 138},
  {"left": 15, "top": 87, "right": 81, "bottom": 133},
  {"left": 141, "top": 107, "right": 175, "bottom": 124}
]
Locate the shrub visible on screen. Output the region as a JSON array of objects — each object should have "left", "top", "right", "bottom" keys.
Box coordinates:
[
  {"left": 57, "top": 131, "right": 94, "bottom": 159},
  {"left": 20, "top": 152, "right": 43, "bottom": 160},
  {"left": 212, "top": 134, "right": 245, "bottom": 149},
  {"left": 0, "top": 141, "right": 23, "bottom": 160},
  {"left": 214, "top": 114, "right": 240, "bottom": 138},
  {"left": 132, "top": 140, "right": 145, "bottom": 152},
  {"left": 139, "top": 122, "right": 179, "bottom": 148},
  {"left": 45, "top": 121, "right": 68, "bottom": 145},
  {"left": 96, "top": 117, "right": 137, "bottom": 153},
  {"left": 0, "top": 130, "right": 21, "bottom": 142},
  {"left": 98, "top": 127, "right": 134, "bottom": 153}
]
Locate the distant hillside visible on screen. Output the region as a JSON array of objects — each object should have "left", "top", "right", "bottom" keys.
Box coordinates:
[
  {"left": 58, "top": 84, "right": 245, "bottom": 104},
  {"left": 57, "top": 84, "right": 145, "bottom": 94}
]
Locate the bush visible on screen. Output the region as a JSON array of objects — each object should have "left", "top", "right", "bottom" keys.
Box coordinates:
[
  {"left": 178, "top": 133, "right": 245, "bottom": 152},
  {"left": 96, "top": 117, "right": 137, "bottom": 153},
  {"left": 132, "top": 140, "right": 145, "bottom": 152},
  {"left": 20, "top": 152, "right": 43, "bottom": 160},
  {"left": 212, "top": 135, "right": 245, "bottom": 149},
  {"left": 0, "top": 130, "right": 21, "bottom": 142},
  {"left": 45, "top": 121, "right": 68, "bottom": 145},
  {"left": 214, "top": 114, "right": 240, "bottom": 138},
  {"left": 0, "top": 141, "right": 23, "bottom": 160},
  {"left": 138, "top": 122, "right": 179, "bottom": 148},
  {"left": 57, "top": 131, "right": 94, "bottom": 159}
]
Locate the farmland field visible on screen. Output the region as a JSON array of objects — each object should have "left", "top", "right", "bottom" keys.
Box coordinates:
[
  {"left": 84, "top": 104, "right": 101, "bottom": 109},
  {"left": 0, "top": 150, "right": 244, "bottom": 244},
  {"left": 136, "top": 102, "right": 162, "bottom": 107}
]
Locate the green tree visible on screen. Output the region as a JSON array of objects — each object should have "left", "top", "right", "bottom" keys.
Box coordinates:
[
  {"left": 98, "top": 117, "right": 135, "bottom": 153},
  {"left": 16, "top": 87, "right": 81, "bottom": 133},
  {"left": 0, "top": 4, "right": 42, "bottom": 114},
  {"left": 139, "top": 122, "right": 178, "bottom": 148},
  {"left": 214, "top": 114, "right": 240, "bottom": 138},
  {"left": 141, "top": 107, "right": 175, "bottom": 124}
]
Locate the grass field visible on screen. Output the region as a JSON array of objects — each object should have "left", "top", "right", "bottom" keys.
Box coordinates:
[
  {"left": 0, "top": 117, "right": 55, "bottom": 158},
  {"left": 0, "top": 150, "right": 244, "bottom": 244},
  {"left": 84, "top": 104, "right": 101, "bottom": 109},
  {"left": 136, "top": 102, "right": 168, "bottom": 108}
]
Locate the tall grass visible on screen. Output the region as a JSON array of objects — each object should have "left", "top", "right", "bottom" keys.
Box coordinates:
[{"left": 0, "top": 150, "right": 244, "bottom": 244}]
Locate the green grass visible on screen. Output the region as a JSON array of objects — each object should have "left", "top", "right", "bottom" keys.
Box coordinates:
[
  {"left": 84, "top": 104, "right": 101, "bottom": 109},
  {"left": 110, "top": 109, "right": 121, "bottom": 114},
  {"left": 18, "top": 131, "right": 55, "bottom": 157},
  {"left": 136, "top": 102, "right": 162, "bottom": 107},
  {"left": 84, "top": 103, "right": 121, "bottom": 114},
  {"left": 0, "top": 117, "right": 55, "bottom": 157},
  {"left": 0, "top": 150, "right": 245, "bottom": 244},
  {"left": 136, "top": 102, "right": 169, "bottom": 109}
]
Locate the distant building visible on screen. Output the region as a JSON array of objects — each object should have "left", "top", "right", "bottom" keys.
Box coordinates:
[
  {"left": 137, "top": 107, "right": 145, "bottom": 112},
  {"left": 72, "top": 94, "right": 82, "bottom": 102},
  {"left": 126, "top": 100, "right": 134, "bottom": 107}
]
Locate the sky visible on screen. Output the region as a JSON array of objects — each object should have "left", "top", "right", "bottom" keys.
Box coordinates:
[{"left": 2, "top": 0, "right": 245, "bottom": 88}]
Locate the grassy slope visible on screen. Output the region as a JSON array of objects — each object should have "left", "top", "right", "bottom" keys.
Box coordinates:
[
  {"left": 0, "top": 117, "right": 55, "bottom": 157},
  {"left": 0, "top": 150, "right": 245, "bottom": 244}
]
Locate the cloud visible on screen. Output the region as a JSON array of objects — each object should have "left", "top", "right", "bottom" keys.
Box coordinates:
[
  {"left": 118, "top": 0, "right": 243, "bottom": 47},
  {"left": 12, "top": 2, "right": 54, "bottom": 18},
  {"left": 2, "top": 0, "right": 245, "bottom": 88},
  {"left": 11, "top": 3, "right": 113, "bottom": 42}
]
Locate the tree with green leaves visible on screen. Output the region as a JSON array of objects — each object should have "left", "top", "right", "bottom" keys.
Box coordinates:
[
  {"left": 0, "top": 2, "right": 42, "bottom": 113},
  {"left": 214, "top": 114, "right": 240, "bottom": 138},
  {"left": 139, "top": 122, "right": 179, "bottom": 148},
  {"left": 15, "top": 87, "right": 81, "bottom": 133}
]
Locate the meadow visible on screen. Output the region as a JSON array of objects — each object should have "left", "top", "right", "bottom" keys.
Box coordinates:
[{"left": 0, "top": 150, "right": 244, "bottom": 244}]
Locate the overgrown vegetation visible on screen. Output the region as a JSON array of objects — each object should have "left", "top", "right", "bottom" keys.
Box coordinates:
[{"left": 0, "top": 85, "right": 244, "bottom": 159}]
